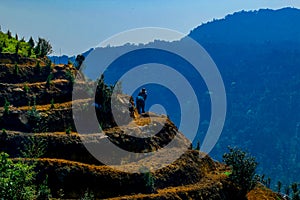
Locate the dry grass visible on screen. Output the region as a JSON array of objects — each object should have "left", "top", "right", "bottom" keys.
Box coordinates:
[
  {"left": 247, "top": 183, "right": 285, "bottom": 200},
  {"left": 0, "top": 97, "right": 92, "bottom": 111}
]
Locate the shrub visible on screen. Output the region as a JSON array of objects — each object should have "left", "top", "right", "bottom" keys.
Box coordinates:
[
  {"left": 3, "top": 98, "right": 10, "bottom": 115},
  {"left": 139, "top": 166, "right": 156, "bottom": 193},
  {"left": 81, "top": 189, "right": 95, "bottom": 200},
  {"left": 223, "top": 147, "right": 258, "bottom": 196},
  {"left": 46, "top": 74, "right": 53, "bottom": 88},
  {"left": 26, "top": 97, "right": 45, "bottom": 133},
  {"left": 20, "top": 136, "right": 47, "bottom": 158},
  {"left": 66, "top": 127, "right": 72, "bottom": 135},
  {"left": 14, "top": 63, "right": 19, "bottom": 75},
  {"left": 24, "top": 83, "right": 29, "bottom": 93},
  {"left": 65, "top": 69, "right": 74, "bottom": 85},
  {"left": 291, "top": 183, "right": 300, "bottom": 200},
  {"left": 0, "top": 152, "right": 36, "bottom": 199},
  {"left": 36, "top": 176, "right": 52, "bottom": 200}
]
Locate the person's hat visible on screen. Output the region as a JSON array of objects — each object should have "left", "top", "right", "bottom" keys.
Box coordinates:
[{"left": 142, "top": 88, "right": 146, "bottom": 91}]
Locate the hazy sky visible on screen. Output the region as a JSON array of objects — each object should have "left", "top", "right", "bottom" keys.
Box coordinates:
[{"left": 1, "top": 0, "right": 299, "bottom": 56}]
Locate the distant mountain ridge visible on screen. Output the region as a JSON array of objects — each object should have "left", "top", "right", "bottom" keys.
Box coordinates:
[
  {"left": 48, "top": 48, "right": 93, "bottom": 64},
  {"left": 189, "top": 7, "right": 300, "bottom": 45}
]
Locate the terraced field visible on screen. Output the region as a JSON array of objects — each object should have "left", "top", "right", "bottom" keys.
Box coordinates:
[{"left": 0, "top": 55, "right": 284, "bottom": 199}]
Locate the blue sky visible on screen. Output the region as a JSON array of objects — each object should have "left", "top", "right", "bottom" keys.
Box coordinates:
[{"left": 1, "top": 0, "right": 299, "bottom": 56}]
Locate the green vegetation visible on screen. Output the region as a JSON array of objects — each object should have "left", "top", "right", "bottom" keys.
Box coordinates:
[
  {"left": 24, "top": 83, "right": 29, "bottom": 93},
  {"left": 46, "top": 73, "right": 53, "bottom": 87},
  {"left": 139, "top": 166, "right": 156, "bottom": 194},
  {"left": 20, "top": 136, "right": 47, "bottom": 158},
  {"left": 26, "top": 96, "right": 46, "bottom": 133},
  {"left": 3, "top": 98, "right": 10, "bottom": 115},
  {"left": 81, "top": 189, "right": 95, "bottom": 200},
  {"left": 0, "top": 29, "right": 52, "bottom": 58},
  {"left": 34, "top": 37, "right": 53, "bottom": 57},
  {"left": 0, "top": 151, "right": 52, "bottom": 200},
  {"left": 14, "top": 63, "right": 19, "bottom": 75},
  {"left": 36, "top": 177, "right": 52, "bottom": 200},
  {"left": 65, "top": 69, "right": 74, "bottom": 84},
  {"left": 0, "top": 152, "right": 35, "bottom": 199},
  {"left": 66, "top": 127, "right": 72, "bottom": 135},
  {"left": 224, "top": 171, "right": 232, "bottom": 177},
  {"left": 223, "top": 147, "right": 258, "bottom": 196},
  {"left": 0, "top": 30, "right": 31, "bottom": 57},
  {"left": 95, "top": 74, "right": 116, "bottom": 129},
  {"left": 291, "top": 183, "right": 300, "bottom": 200}
]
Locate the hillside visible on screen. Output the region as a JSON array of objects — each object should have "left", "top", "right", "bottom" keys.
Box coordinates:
[
  {"left": 74, "top": 7, "right": 300, "bottom": 189},
  {"left": 0, "top": 50, "right": 286, "bottom": 199},
  {"left": 189, "top": 7, "right": 300, "bottom": 187}
]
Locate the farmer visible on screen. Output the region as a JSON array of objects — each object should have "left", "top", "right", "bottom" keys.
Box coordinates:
[{"left": 136, "top": 88, "right": 147, "bottom": 114}]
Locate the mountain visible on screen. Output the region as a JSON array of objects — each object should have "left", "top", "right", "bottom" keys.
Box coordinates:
[
  {"left": 190, "top": 7, "right": 300, "bottom": 45},
  {"left": 0, "top": 7, "right": 298, "bottom": 199},
  {"left": 81, "top": 7, "right": 300, "bottom": 189},
  {"left": 48, "top": 48, "right": 93, "bottom": 64},
  {"left": 188, "top": 7, "right": 300, "bottom": 187}
]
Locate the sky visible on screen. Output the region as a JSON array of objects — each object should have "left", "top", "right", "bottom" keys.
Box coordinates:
[{"left": 0, "top": 0, "right": 299, "bottom": 56}]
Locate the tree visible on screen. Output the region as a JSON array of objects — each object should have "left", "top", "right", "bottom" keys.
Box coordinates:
[
  {"left": 28, "top": 36, "right": 34, "bottom": 48},
  {"left": 34, "top": 37, "right": 53, "bottom": 57},
  {"left": 7, "top": 30, "right": 12, "bottom": 39},
  {"left": 223, "top": 147, "right": 258, "bottom": 197},
  {"left": 195, "top": 141, "right": 200, "bottom": 151},
  {"left": 75, "top": 54, "right": 85, "bottom": 70},
  {"left": 15, "top": 33, "right": 18, "bottom": 40},
  {"left": 15, "top": 41, "right": 20, "bottom": 55},
  {"left": 28, "top": 46, "right": 32, "bottom": 57}
]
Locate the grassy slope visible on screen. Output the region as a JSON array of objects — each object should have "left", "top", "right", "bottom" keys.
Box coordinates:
[{"left": 0, "top": 31, "right": 34, "bottom": 57}]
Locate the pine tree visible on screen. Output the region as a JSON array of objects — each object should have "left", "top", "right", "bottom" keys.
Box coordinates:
[
  {"left": 28, "top": 36, "right": 34, "bottom": 48},
  {"left": 15, "top": 41, "right": 20, "bottom": 55},
  {"left": 7, "top": 30, "right": 12, "bottom": 39}
]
